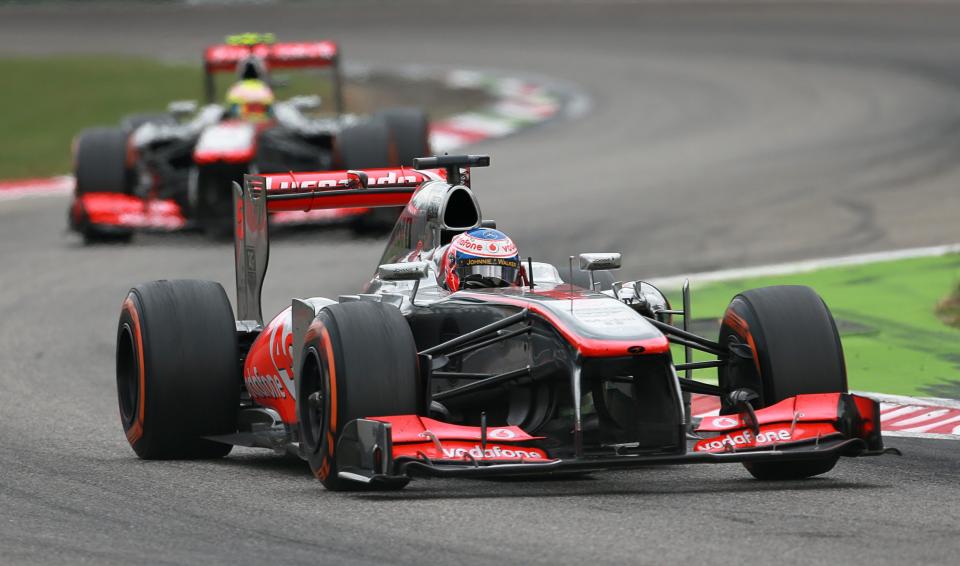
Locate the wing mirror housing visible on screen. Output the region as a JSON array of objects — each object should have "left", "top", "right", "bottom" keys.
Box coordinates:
[
  {"left": 378, "top": 261, "right": 430, "bottom": 281},
  {"left": 377, "top": 261, "right": 431, "bottom": 305},
  {"left": 579, "top": 253, "right": 622, "bottom": 271},
  {"left": 167, "top": 100, "right": 198, "bottom": 120},
  {"left": 578, "top": 253, "right": 621, "bottom": 292}
]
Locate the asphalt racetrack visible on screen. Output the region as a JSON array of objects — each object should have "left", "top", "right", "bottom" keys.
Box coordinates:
[{"left": 1, "top": 2, "right": 959, "bottom": 564}]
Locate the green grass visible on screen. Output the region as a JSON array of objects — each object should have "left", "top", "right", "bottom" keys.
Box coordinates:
[
  {"left": 0, "top": 56, "right": 354, "bottom": 179},
  {"left": 0, "top": 56, "right": 202, "bottom": 178},
  {"left": 669, "top": 253, "right": 960, "bottom": 397},
  {"left": 0, "top": 55, "right": 489, "bottom": 179}
]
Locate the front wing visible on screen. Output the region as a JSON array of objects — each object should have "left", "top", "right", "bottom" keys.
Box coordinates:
[{"left": 335, "top": 393, "right": 890, "bottom": 486}]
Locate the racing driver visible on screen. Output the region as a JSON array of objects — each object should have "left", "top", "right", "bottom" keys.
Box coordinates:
[
  {"left": 439, "top": 228, "right": 523, "bottom": 291},
  {"left": 224, "top": 78, "right": 275, "bottom": 122}
]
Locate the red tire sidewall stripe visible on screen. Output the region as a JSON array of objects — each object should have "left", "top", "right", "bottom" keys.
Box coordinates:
[
  {"left": 122, "top": 295, "right": 147, "bottom": 445},
  {"left": 314, "top": 324, "right": 338, "bottom": 481}
]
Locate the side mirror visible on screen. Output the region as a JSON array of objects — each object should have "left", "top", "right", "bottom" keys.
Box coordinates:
[
  {"left": 579, "top": 253, "right": 621, "bottom": 271},
  {"left": 289, "top": 95, "right": 322, "bottom": 112},
  {"left": 578, "top": 253, "right": 621, "bottom": 292},
  {"left": 378, "top": 261, "right": 430, "bottom": 305},
  {"left": 167, "top": 100, "right": 198, "bottom": 120},
  {"left": 378, "top": 261, "right": 430, "bottom": 281}
]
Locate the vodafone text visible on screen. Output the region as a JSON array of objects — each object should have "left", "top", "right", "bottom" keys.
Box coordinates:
[
  {"left": 441, "top": 445, "right": 543, "bottom": 460},
  {"left": 695, "top": 429, "right": 792, "bottom": 452}
]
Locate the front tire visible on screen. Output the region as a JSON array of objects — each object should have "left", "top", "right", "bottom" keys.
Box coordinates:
[
  {"left": 116, "top": 279, "right": 240, "bottom": 459},
  {"left": 72, "top": 127, "right": 134, "bottom": 244},
  {"left": 717, "top": 285, "right": 847, "bottom": 480},
  {"left": 297, "top": 301, "right": 421, "bottom": 490}
]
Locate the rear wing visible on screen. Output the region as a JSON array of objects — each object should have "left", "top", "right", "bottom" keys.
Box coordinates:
[
  {"left": 203, "top": 40, "right": 343, "bottom": 112},
  {"left": 233, "top": 168, "right": 445, "bottom": 325}
]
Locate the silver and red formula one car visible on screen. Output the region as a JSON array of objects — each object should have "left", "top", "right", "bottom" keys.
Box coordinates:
[
  {"left": 114, "top": 155, "right": 892, "bottom": 490},
  {"left": 70, "top": 34, "right": 429, "bottom": 243}
]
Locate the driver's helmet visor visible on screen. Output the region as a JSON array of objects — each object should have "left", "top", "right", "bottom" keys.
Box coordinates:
[{"left": 455, "top": 257, "right": 520, "bottom": 288}]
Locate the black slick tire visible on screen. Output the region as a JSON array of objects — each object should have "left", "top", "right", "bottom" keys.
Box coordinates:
[
  {"left": 116, "top": 279, "right": 240, "bottom": 459},
  {"left": 336, "top": 117, "right": 400, "bottom": 234},
  {"left": 376, "top": 107, "right": 430, "bottom": 167},
  {"left": 298, "top": 301, "right": 420, "bottom": 491},
  {"left": 72, "top": 127, "right": 134, "bottom": 244},
  {"left": 717, "top": 285, "right": 847, "bottom": 480}
]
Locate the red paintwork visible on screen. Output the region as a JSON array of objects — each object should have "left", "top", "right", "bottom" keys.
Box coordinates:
[
  {"left": 259, "top": 167, "right": 445, "bottom": 212},
  {"left": 193, "top": 120, "right": 260, "bottom": 165},
  {"left": 243, "top": 306, "right": 298, "bottom": 423},
  {"left": 270, "top": 208, "right": 368, "bottom": 224},
  {"left": 369, "top": 415, "right": 542, "bottom": 443},
  {"left": 194, "top": 149, "right": 256, "bottom": 165},
  {"left": 697, "top": 393, "right": 845, "bottom": 432},
  {"left": 369, "top": 415, "right": 550, "bottom": 462},
  {"left": 693, "top": 393, "right": 879, "bottom": 453},
  {"left": 268, "top": 192, "right": 415, "bottom": 213},
  {"left": 693, "top": 422, "right": 840, "bottom": 453},
  {"left": 457, "top": 289, "right": 671, "bottom": 358},
  {"left": 205, "top": 41, "right": 338, "bottom": 72},
  {"left": 853, "top": 394, "right": 880, "bottom": 438},
  {"left": 72, "top": 193, "right": 186, "bottom": 230},
  {"left": 392, "top": 440, "right": 551, "bottom": 462}
]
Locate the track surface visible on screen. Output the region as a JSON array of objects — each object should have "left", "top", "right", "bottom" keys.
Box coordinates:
[{"left": 2, "top": 2, "right": 960, "bottom": 564}]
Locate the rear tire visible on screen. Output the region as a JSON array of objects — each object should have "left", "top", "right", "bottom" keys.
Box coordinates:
[
  {"left": 376, "top": 107, "right": 431, "bottom": 167},
  {"left": 336, "top": 117, "right": 401, "bottom": 234},
  {"left": 116, "top": 280, "right": 240, "bottom": 459},
  {"left": 72, "top": 127, "right": 134, "bottom": 244},
  {"left": 298, "top": 301, "right": 420, "bottom": 490},
  {"left": 717, "top": 285, "right": 847, "bottom": 480}
]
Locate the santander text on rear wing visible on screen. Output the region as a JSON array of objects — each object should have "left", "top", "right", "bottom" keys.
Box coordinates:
[
  {"left": 204, "top": 41, "right": 339, "bottom": 72},
  {"left": 203, "top": 39, "right": 344, "bottom": 111},
  {"left": 251, "top": 168, "right": 445, "bottom": 213}
]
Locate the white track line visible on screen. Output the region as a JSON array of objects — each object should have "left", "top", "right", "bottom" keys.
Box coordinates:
[{"left": 649, "top": 243, "right": 960, "bottom": 289}]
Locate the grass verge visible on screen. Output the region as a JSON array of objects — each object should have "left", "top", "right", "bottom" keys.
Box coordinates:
[
  {"left": 0, "top": 55, "right": 487, "bottom": 179},
  {"left": 1, "top": 57, "right": 202, "bottom": 178},
  {"left": 668, "top": 253, "right": 960, "bottom": 398}
]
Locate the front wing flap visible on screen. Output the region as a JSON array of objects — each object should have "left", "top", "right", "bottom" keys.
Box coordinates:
[
  {"left": 336, "top": 393, "right": 889, "bottom": 485},
  {"left": 70, "top": 193, "right": 186, "bottom": 232}
]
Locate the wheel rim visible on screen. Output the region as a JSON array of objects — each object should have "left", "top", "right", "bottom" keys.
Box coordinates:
[
  {"left": 300, "top": 351, "right": 328, "bottom": 455},
  {"left": 116, "top": 324, "right": 139, "bottom": 426}
]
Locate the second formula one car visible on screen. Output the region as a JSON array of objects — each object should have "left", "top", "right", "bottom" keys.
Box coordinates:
[
  {"left": 113, "top": 155, "right": 893, "bottom": 490},
  {"left": 69, "top": 34, "right": 429, "bottom": 243}
]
